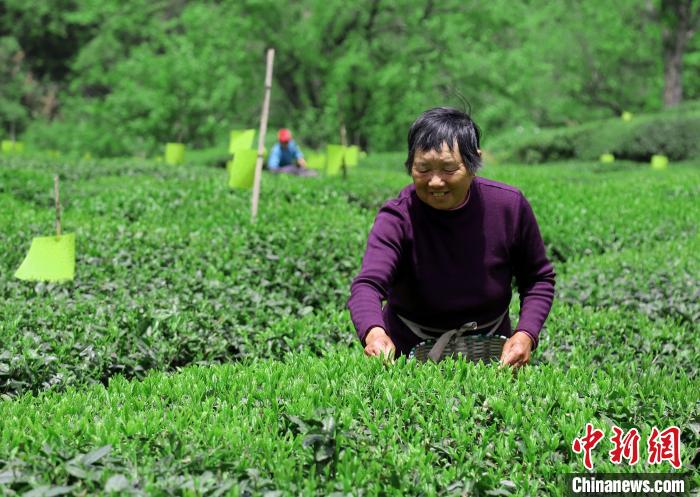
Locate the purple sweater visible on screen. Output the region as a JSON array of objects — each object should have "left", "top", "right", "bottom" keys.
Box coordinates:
[{"left": 348, "top": 177, "right": 555, "bottom": 355}]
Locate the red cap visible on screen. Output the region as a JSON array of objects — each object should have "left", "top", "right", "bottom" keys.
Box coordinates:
[{"left": 278, "top": 128, "right": 292, "bottom": 143}]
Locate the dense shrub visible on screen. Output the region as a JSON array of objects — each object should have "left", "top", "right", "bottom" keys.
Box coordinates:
[
  {"left": 496, "top": 103, "right": 700, "bottom": 163},
  {"left": 558, "top": 237, "right": 700, "bottom": 325},
  {"left": 1, "top": 154, "right": 698, "bottom": 495},
  {"left": 1, "top": 349, "right": 698, "bottom": 496},
  {"left": 1, "top": 155, "right": 698, "bottom": 399}
]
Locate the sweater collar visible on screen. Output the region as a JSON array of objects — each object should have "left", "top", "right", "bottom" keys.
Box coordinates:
[{"left": 411, "top": 177, "right": 479, "bottom": 217}]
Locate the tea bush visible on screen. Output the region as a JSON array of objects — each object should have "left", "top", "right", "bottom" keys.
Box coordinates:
[
  {"left": 1, "top": 156, "right": 698, "bottom": 398},
  {"left": 494, "top": 103, "right": 700, "bottom": 163},
  {"left": 558, "top": 236, "right": 700, "bottom": 325},
  {"left": 1, "top": 153, "right": 698, "bottom": 495},
  {"left": 1, "top": 350, "right": 697, "bottom": 496}
]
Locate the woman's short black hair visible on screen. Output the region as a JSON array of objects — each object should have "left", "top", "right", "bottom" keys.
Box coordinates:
[{"left": 405, "top": 107, "right": 482, "bottom": 174}]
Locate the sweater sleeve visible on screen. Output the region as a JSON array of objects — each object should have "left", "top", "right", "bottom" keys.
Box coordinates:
[
  {"left": 347, "top": 202, "right": 406, "bottom": 345},
  {"left": 512, "top": 194, "right": 556, "bottom": 349}
]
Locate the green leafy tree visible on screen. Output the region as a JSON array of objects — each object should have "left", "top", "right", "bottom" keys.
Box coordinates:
[
  {"left": 0, "top": 37, "right": 33, "bottom": 139},
  {"left": 10, "top": 0, "right": 699, "bottom": 155},
  {"left": 26, "top": 1, "right": 261, "bottom": 156},
  {"left": 655, "top": 0, "right": 700, "bottom": 106}
]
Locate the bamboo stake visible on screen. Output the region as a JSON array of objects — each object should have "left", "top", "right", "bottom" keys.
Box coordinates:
[
  {"left": 340, "top": 123, "right": 347, "bottom": 147},
  {"left": 340, "top": 123, "right": 348, "bottom": 179},
  {"left": 54, "top": 175, "right": 62, "bottom": 237},
  {"left": 251, "top": 48, "right": 275, "bottom": 222}
]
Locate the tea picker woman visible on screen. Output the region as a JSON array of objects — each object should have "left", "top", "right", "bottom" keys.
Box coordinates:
[{"left": 347, "top": 107, "right": 555, "bottom": 367}]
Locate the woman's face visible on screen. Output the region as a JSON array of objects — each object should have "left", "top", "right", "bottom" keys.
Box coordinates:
[{"left": 411, "top": 142, "right": 474, "bottom": 210}]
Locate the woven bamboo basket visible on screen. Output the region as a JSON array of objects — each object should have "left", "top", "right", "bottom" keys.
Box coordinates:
[{"left": 409, "top": 335, "right": 506, "bottom": 364}]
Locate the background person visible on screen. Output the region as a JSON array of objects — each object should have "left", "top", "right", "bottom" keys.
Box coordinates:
[
  {"left": 347, "top": 107, "right": 556, "bottom": 367},
  {"left": 268, "top": 128, "right": 314, "bottom": 175}
]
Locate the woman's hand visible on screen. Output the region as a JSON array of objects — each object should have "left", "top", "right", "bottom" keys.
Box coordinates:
[
  {"left": 499, "top": 331, "right": 533, "bottom": 368},
  {"left": 364, "top": 327, "right": 396, "bottom": 360}
]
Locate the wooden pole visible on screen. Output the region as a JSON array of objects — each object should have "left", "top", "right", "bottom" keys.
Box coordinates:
[
  {"left": 54, "top": 175, "right": 62, "bottom": 237},
  {"left": 340, "top": 123, "right": 348, "bottom": 179},
  {"left": 340, "top": 123, "right": 347, "bottom": 146},
  {"left": 251, "top": 48, "right": 275, "bottom": 222}
]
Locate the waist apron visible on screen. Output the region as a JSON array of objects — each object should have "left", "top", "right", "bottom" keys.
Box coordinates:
[{"left": 382, "top": 304, "right": 513, "bottom": 357}]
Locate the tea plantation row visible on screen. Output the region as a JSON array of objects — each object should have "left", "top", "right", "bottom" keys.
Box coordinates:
[
  {"left": 1, "top": 349, "right": 697, "bottom": 496},
  {"left": 1, "top": 155, "right": 698, "bottom": 496},
  {"left": 0, "top": 156, "right": 697, "bottom": 397}
]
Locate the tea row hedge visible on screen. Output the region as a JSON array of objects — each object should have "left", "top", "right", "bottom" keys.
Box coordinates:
[
  {"left": 4, "top": 155, "right": 699, "bottom": 263},
  {"left": 491, "top": 103, "right": 700, "bottom": 163},
  {"left": 1, "top": 348, "right": 698, "bottom": 497},
  {"left": 1, "top": 154, "right": 699, "bottom": 496},
  {"left": 1, "top": 156, "right": 698, "bottom": 398},
  {"left": 3, "top": 288, "right": 698, "bottom": 403},
  {"left": 558, "top": 236, "right": 700, "bottom": 325},
  {"left": 341, "top": 155, "right": 699, "bottom": 261}
]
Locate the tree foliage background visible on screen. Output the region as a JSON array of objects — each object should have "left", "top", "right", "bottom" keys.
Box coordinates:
[{"left": 1, "top": 0, "right": 698, "bottom": 156}]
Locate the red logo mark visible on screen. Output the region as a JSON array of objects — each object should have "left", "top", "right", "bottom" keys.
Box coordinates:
[
  {"left": 572, "top": 423, "right": 605, "bottom": 470},
  {"left": 609, "top": 426, "right": 641, "bottom": 465},
  {"left": 647, "top": 425, "right": 681, "bottom": 469}
]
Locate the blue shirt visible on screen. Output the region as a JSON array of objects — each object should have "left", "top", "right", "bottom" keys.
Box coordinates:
[{"left": 268, "top": 140, "right": 303, "bottom": 169}]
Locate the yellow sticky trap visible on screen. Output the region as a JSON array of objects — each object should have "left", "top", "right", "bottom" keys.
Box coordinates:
[
  {"left": 621, "top": 111, "right": 633, "bottom": 122},
  {"left": 305, "top": 152, "right": 326, "bottom": 170},
  {"left": 15, "top": 233, "right": 76, "bottom": 282},
  {"left": 229, "top": 129, "right": 256, "bottom": 154},
  {"left": 600, "top": 153, "right": 615, "bottom": 163},
  {"left": 326, "top": 145, "right": 345, "bottom": 176},
  {"left": 165, "top": 143, "right": 185, "bottom": 165},
  {"left": 2, "top": 140, "right": 24, "bottom": 154},
  {"left": 344, "top": 145, "right": 360, "bottom": 167},
  {"left": 650, "top": 155, "right": 669, "bottom": 170},
  {"left": 228, "top": 149, "right": 258, "bottom": 189}
]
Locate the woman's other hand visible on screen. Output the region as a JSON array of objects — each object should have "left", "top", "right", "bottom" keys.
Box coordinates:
[
  {"left": 364, "top": 327, "right": 396, "bottom": 360},
  {"left": 499, "top": 331, "right": 533, "bottom": 368}
]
